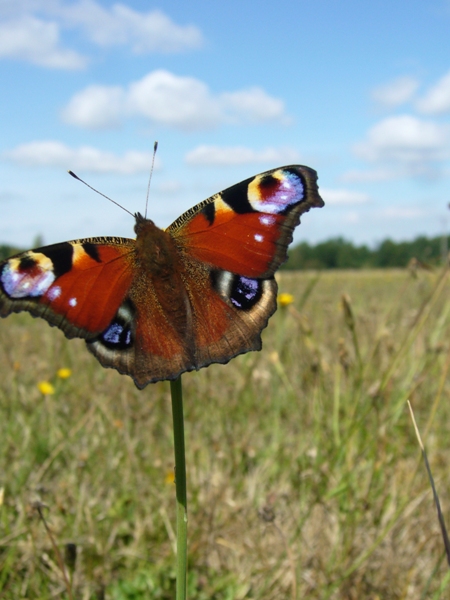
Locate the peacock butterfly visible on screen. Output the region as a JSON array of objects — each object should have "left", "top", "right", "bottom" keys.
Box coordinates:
[{"left": 0, "top": 165, "right": 324, "bottom": 388}]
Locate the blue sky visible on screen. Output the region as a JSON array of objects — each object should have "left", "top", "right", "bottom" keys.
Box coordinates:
[{"left": 1, "top": 0, "right": 450, "bottom": 249}]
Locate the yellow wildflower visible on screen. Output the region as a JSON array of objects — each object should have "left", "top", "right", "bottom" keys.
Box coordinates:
[
  {"left": 57, "top": 368, "right": 72, "bottom": 379},
  {"left": 38, "top": 381, "right": 55, "bottom": 395},
  {"left": 165, "top": 470, "right": 175, "bottom": 485},
  {"left": 278, "top": 293, "right": 294, "bottom": 307}
]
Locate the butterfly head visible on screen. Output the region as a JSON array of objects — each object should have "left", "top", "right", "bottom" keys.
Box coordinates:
[
  {"left": 134, "top": 212, "right": 156, "bottom": 235},
  {"left": 133, "top": 211, "right": 182, "bottom": 276}
]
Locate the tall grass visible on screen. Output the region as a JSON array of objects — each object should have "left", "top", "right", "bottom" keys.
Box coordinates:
[{"left": 1, "top": 268, "right": 450, "bottom": 599}]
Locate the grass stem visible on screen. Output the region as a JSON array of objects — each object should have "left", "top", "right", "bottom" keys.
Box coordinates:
[{"left": 170, "top": 376, "right": 188, "bottom": 600}]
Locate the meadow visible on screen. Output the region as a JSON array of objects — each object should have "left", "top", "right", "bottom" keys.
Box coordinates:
[{"left": 1, "top": 267, "right": 450, "bottom": 599}]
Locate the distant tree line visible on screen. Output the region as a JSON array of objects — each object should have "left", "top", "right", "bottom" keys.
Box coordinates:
[
  {"left": 283, "top": 235, "right": 446, "bottom": 270},
  {"left": 0, "top": 245, "right": 22, "bottom": 262},
  {"left": 0, "top": 235, "right": 447, "bottom": 270},
  {"left": 0, "top": 237, "right": 43, "bottom": 262}
]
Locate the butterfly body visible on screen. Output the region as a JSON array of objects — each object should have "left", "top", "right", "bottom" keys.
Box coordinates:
[{"left": 0, "top": 165, "right": 324, "bottom": 388}]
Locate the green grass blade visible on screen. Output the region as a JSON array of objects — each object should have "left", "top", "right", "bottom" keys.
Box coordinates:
[{"left": 170, "top": 376, "right": 188, "bottom": 600}]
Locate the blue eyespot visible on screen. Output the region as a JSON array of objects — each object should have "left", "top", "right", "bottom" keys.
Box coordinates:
[{"left": 230, "top": 276, "right": 262, "bottom": 310}]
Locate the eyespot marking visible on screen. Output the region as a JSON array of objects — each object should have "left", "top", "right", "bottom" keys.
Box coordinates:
[
  {"left": 101, "top": 321, "right": 133, "bottom": 349},
  {"left": 230, "top": 276, "right": 261, "bottom": 310},
  {"left": 248, "top": 169, "right": 305, "bottom": 214},
  {"left": 98, "top": 300, "right": 135, "bottom": 350},
  {"left": 0, "top": 253, "right": 56, "bottom": 298},
  {"left": 211, "top": 270, "right": 264, "bottom": 311}
]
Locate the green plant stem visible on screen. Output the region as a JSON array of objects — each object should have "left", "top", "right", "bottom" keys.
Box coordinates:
[{"left": 170, "top": 376, "right": 188, "bottom": 600}]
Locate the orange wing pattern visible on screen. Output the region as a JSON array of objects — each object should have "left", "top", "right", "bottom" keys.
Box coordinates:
[
  {"left": 169, "top": 165, "right": 323, "bottom": 277},
  {"left": 0, "top": 239, "right": 134, "bottom": 338}
]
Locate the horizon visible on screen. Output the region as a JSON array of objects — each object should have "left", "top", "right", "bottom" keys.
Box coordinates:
[{"left": 1, "top": 230, "right": 448, "bottom": 257}]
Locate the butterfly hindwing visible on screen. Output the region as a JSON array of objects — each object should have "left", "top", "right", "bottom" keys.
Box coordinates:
[{"left": 0, "top": 165, "right": 323, "bottom": 388}]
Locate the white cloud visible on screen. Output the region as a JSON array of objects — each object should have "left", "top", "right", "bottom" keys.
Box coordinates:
[
  {"left": 0, "top": 15, "right": 86, "bottom": 69},
  {"left": 61, "top": 85, "right": 125, "bottom": 130},
  {"left": 55, "top": 2, "right": 203, "bottom": 53},
  {"left": 185, "top": 145, "right": 300, "bottom": 166},
  {"left": 62, "top": 70, "right": 290, "bottom": 131},
  {"left": 372, "top": 76, "right": 419, "bottom": 108},
  {"left": 320, "top": 188, "right": 369, "bottom": 205},
  {"left": 416, "top": 70, "right": 450, "bottom": 115},
  {"left": 354, "top": 115, "right": 450, "bottom": 172},
  {"left": 127, "top": 71, "right": 222, "bottom": 130},
  {"left": 0, "top": 1, "right": 203, "bottom": 68},
  {"left": 220, "top": 88, "right": 288, "bottom": 124},
  {"left": 2, "top": 141, "right": 157, "bottom": 174}
]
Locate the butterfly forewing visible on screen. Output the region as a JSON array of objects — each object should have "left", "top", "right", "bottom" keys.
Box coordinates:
[
  {"left": 168, "top": 166, "right": 323, "bottom": 278},
  {"left": 0, "top": 238, "right": 135, "bottom": 338}
]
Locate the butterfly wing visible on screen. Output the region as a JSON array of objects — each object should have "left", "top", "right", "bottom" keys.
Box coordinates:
[
  {"left": 168, "top": 165, "right": 323, "bottom": 277},
  {"left": 0, "top": 238, "right": 135, "bottom": 338},
  {"left": 161, "top": 165, "right": 324, "bottom": 376},
  {"left": 0, "top": 235, "right": 168, "bottom": 385}
]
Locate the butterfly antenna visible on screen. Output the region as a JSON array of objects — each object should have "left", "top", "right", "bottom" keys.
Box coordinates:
[
  {"left": 68, "top": 171, "right": 134, "bottom": 218},
  {"left": 144, "top": 141, "right": 158, "bottom": 219}
]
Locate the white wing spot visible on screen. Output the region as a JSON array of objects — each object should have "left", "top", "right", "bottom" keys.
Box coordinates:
[
  {"left": 69, "top": 297, "right": 77, "bottom": 307},
  {"left": 47, "top": 286, "right": 61, "bottom": 301},
  {"left": 254, "top": 234, "right": 264, "bottom": 242},
  {"left": 259, "top": 215, "right": 275, "bottom": 226}
]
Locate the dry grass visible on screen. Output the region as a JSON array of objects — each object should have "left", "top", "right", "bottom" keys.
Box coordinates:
[{"left": 1, "top": 268, "right": 450, "bottom": 599}]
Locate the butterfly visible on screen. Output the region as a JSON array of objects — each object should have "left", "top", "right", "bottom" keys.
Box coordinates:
[{"left": 0, "top": 165, "right": 324, "bottom": 388}]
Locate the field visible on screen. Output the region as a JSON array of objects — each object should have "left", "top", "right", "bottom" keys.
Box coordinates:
[{"left": 1, "top": 268, "right": 450, "bottom": 599}]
